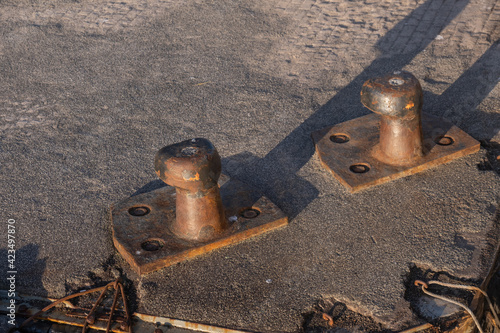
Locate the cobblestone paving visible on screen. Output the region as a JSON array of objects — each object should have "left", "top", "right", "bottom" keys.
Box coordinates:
[
  {"left": 264, "top": 0, "right": 500, "bottom": 85},
  {"left": 1, "top": 0, "right": 499, "bottom": 86}
]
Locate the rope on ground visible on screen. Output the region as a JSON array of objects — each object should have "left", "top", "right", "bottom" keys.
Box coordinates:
[{"left": 414, "top": 279, "right": 500, "bottom": 333}]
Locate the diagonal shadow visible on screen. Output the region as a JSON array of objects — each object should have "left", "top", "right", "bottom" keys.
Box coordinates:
[
  {"left": 0, "top": 244, "right": 47, "bottom": 297},
  {"left": 0, "top": 244, "right": 47, "bottom": 331},
  {"left": 425, "top": 38, "right": 500, "bottom": 176},
  {"left": 429, "top": 38, "right": 500, "bottom": 128},
  {"left": 224, "top": 0, "right": 470, "bottom": 218}
]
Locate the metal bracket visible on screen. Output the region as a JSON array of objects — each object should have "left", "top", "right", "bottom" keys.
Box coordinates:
[
  {"left": 111, "top": 139, "right": 287, "bottom": 275},
  {"left": 312, "top": 72, "right": 480, "bottom": 192}
]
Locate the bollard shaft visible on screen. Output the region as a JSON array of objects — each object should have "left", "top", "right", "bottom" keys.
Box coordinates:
[
  {"left": 361, "top": 71, "right": 424, "bottom": 165},
  {"left": 155, "top": 138, "right": 227, "bottom": 242}
]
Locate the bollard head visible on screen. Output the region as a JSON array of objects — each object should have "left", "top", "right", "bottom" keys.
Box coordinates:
[
  {"left": 360, "top": 71, "right": 423, "bottom": 118},
  {"left": 155, "top": 138, "right": 221, "bottom": 193}
]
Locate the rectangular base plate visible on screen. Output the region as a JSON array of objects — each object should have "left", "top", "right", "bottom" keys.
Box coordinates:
[
  {"left": 111, "top": 177, "right": 288, "bottom": 275},
  {"left": 312, "top": 113, "right": 480, "bottom": 192}
]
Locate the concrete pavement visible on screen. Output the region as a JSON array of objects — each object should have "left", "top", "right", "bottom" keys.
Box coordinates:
[{"left": 0, "top": 0, "right": 499, "bottom": 331}]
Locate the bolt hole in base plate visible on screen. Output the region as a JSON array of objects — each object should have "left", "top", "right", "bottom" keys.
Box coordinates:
[
  {"left": 349, "top": 163, "right": 370, "bottom": 174},
  {"left": 435, "top": 135, "right": 454, "bottom": 146},
  {"left": 330, "top": 134, "right": 350, "bottom": 143},
  {"left": 111, "top": 176, "right": 287, "bottom": 274},
  {"left": 141, "top": 239, "right": 165, "bottom": 251},
  {"left": 240, "top": 208, "right": 261, "bottom": 219},
  {"left": 312, "top": 113, "right": 479, "bottom": 192},
  {"left": 128, "top": 206, "right": 150, "bottom": 216}
]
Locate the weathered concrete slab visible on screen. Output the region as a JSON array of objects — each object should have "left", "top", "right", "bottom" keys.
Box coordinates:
[{"left": 0, "top": 0, "right": 499, "bottom": 332}]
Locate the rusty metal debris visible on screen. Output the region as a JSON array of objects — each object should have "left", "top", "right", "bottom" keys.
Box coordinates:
[
  {"left": 133, "top": 311, "right": 254, "bottom": 333},
  {"left": 398, "top": 323, "right": 434, "bottom": 333},
  {"left": 111, "top": 138, "right": 288, "bottom": 274},
  {"left": 17, "top": 279, "right": 131, "bottom": 333},
  {"left": 321, "top": 312, "right": 334, "bottom": 327},
  {"left": 414, "top": 280, "right": 496, "bottom": 333},
  {"left": 397, "top": 315, "right": 478, "bottom": 333},
  {"left": 1, "top": 289, "right": 253, "bottom": 333},
  {"left": 312, "top": 71, "right": 480, "bottom": 192}
]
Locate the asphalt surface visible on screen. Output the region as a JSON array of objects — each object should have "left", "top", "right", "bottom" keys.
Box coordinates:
[{"left": 0, "top": 0, "right": 499, "bottom": 332}]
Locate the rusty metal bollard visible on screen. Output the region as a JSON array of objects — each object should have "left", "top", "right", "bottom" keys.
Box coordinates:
[
  {"left": 154, "top": 138, "right": 227, "bottom": 242},
  {"left": 312, "top": 71, "right": 480, "bottom": 192},
  {"left": 360, "top": 72, "right": 424, "bottom": 165},
  {"left": 111, "top": 138, "right": 287, "bottom": 274}
]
